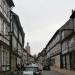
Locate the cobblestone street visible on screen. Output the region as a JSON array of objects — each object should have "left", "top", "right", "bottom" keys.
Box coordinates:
[{"left": 41, "top": 71, "right": 64, "bottom": 75}]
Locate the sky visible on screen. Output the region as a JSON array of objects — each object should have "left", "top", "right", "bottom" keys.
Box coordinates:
[{"left": 13, "top": 0, "right": 75, "bottom": 55}]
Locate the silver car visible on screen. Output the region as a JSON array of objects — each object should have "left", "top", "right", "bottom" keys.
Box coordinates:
[{"left": 23, "top": 64, "right": 41, "bottom": 75}]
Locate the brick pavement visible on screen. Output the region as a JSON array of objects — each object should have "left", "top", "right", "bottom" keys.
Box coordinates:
[{"left": 51, "top": 67, "right": 75, "bottom": 75}]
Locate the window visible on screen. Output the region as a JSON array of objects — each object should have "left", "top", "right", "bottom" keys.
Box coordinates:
[
  {"left": 2, "top": 50, "right": 10, "bottom": 71},
  {"left": 17, "top": 57, "right": 21, "bottom": 64},
  {"left": 0, "top": 17, "right": 3, "bottom": 34},
  {"left": 18, "top": 44, "right": 22, "bottom": 56},
  {"left": 0, "top": 0, "right": 1, "bottom": 6},
  {"left": 3, "top": 1, "right": 6, "bottom": 12},
  {"left": 0, "top": 17, "right": 2, "bottom": 33},
  {"left": 0, "top": 0, "right": 10, "bottom": 21},
  {"left": 0, "top": 0, "right": 3, "bottom": 8},
  {"left": 4, "top": 22, "right": 9, "bottom": 35},
  {"left": 19, "top": 32, "right": 22, "bottom": 44},
  {"left": 3, "top": 50, "right": 9, "bottom": 65},
  {"left": 12, "top": 37, "right": 17, "bottom": 51},
  {"left": 62, "top": 41, "right": 69, "bottom": 54},
  {"left": 69, "top": 38, "right": 74, "bottom": 47},
  {"left": 0, "top": 46, "right": 2, "bottom": 66},
  {"left": 62, "top": 56, "right": 65, "bottom": 68},
  {"left": 14, "top": 23, "right": 18, "bottom": 37},
  {"left": 62, "top": 31, "right": 64, "bottom": 40},
  {"left": 1, "top": 19, "right": 4, "bottom": 34},
  {"left": 1, "top": 46, "right": 10, "bottom": 71},
  {"left": 47, "top": 52, "right": 50, "bottom": 58},
  {"left": 7, "top": 6, "right": 10, "bottom": 19},
  {"left": 62, "top": 41, "right": 68, "bottom": 51},
  {"left": 4, "top": 22, "right": 6, "bottom": 34},
  {"left": 66, "top": 54, "right": 70, "bottom": 69},
  {"left": 50, "top": 34, "right": 60, "bottom": 48}
]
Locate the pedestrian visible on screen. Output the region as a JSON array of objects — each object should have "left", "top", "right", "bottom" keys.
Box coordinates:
[
  {"left": 21, "top": 64, "right": 24, "bottom": 70},
  {"left": 16, "top": 64, "right": 21, "bottom": 71}
]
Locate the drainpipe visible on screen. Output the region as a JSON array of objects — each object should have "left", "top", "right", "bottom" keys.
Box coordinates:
[{"left": 9, "top": 10, "right": 13, "bottom": 71}]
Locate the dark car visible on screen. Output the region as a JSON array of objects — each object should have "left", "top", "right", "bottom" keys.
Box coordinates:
[
  {"left": 23, "top": 64, "right": 41, "bottom": 75},
  {"left": 43, "top": 65, "right": 50, "bottom": 70}
]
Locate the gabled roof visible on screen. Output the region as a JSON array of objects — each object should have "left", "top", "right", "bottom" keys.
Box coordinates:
[
  {"left": 6, "top": 0, "right": 15, "bottom": 7},
  {"left": 12, "top": 11, "right": 25, "bottom": 37},
  {"left": 11, "top": 11, "right": 25, "bottom": 46},
  {"left": 45, "top": 29, "right": 59, "bottom": 49},
  {"left": 45, "top": 10, "right": 74, "bottom": 52}
]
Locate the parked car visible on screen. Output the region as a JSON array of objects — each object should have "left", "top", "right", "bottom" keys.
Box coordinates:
[
  {"left": 43, "top": 64, "right": 50, "bottom": 70},
  {"left": 23, "top": 64, "right": 41, "bottom": 75}
]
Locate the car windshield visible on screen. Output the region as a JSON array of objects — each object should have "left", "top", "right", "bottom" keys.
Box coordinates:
[{"left": 25, "top": 67, "right": 38, "bottom": 72}]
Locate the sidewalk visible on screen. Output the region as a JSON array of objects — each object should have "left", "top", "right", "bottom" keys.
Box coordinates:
[{"left": 51, "top": 67, "right": 75, "bottom": 75}]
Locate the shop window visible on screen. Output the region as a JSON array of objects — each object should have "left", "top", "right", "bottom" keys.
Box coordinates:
[
  {"left": 66, "top": 55, "right": 70, "bottom": 69},
  {"left": 62, "top": 56, "right": 66, "bottom": 68},
  {"left": 70, "top": 53, "right": 75, "bottom": 70}
]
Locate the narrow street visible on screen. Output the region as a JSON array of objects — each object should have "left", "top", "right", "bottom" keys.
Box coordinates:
[
  {"left": 10, "top": 71, "right": 64, "bottom": 75},
  {"left": 1, "top": 0, "right": 75, "bottom": 75},
  {"left": 8, "top": 70, "right": 64, "bottom": 75},
  {"left": 41, "top": 71, "right": 64, "bottom": 75}
]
